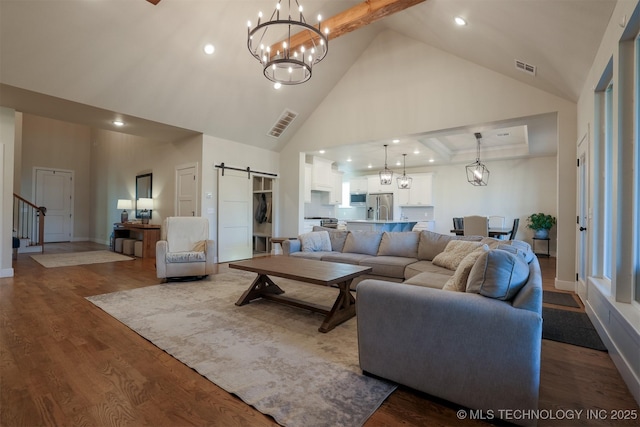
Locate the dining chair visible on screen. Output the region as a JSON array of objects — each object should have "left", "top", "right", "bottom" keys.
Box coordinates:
[
  {"left": 508, "top": 218, "right": 520, "bottom": 240},
  {"left": 452, "top": 217, "right": 464, "bottom": 230},
  {"left": 463, "top": 215, "right": 488, "bottom": 237}
]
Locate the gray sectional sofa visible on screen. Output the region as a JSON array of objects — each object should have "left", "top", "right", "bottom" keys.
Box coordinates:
[{"left": 283, "top": 227, "right": 543, "bottom": 426}]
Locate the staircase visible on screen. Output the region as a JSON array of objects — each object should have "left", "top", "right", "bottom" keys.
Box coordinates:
[{"left": 13, "top": 194, "right": 45, "bottom": 253}]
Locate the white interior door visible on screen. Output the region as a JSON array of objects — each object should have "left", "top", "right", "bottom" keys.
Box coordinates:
[
  {"left": 176, "top": 163, "right": 197, "bottom": 216},
  {"left": 35, "top": 168, "right": 72, "bottom": 242},
  {"left": 577, "top": 133, "right": 589, "bottom": 297},
  {"left": 217, "top": 169, "right": 252, "bottom": 262}
]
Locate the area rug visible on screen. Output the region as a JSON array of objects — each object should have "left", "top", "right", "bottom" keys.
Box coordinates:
[
  {"left": 86, "top": 271, "right": 396, "bottom": 427},
  {"left": 543, "top": 290, "right": 580, "bottom": 308},
  {"left": 542, "top": 307, "right": 607, "bottom": 351},
  {"left": 31, "top": 250, "right": 134, "bottom": 268}
]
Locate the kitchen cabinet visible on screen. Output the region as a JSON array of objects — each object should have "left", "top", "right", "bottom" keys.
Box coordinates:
[
  {"left": 398, "top": 173, "right": 433, "bottom": 206},
  {"left": 367, "top": 175, "right": 394, "bottom": 194},
  {"left": 304, "top": 164, "right": 312, "bottom": 203},
  {"left": 349, "top": 177, "right": 368, "bottom": 194},
  {"left": 329, "top": 171, "right": 343, "bottom": 205},
  {"left": 311, "top": 156, "right": 333, "bottom": 191}
]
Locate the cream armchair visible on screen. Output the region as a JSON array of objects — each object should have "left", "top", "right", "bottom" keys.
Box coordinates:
[{"left": 156, "top": 217, "right": 215, "bottom": 280}]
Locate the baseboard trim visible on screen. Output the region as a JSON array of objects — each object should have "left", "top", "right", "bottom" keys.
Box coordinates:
[
  {"left": 0, "top": 267, "right": 14, "bottom": 278},
  {"left": 554, "top": 278, "right": 575, "bottom": 292}
]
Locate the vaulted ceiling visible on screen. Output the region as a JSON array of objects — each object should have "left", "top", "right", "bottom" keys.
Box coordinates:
[{"left": 0, "top": 0, "right": 617, "bottom": 171}]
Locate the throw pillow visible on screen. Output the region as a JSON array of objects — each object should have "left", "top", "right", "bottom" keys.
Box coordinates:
[
  {"left": 299, "top": 231, "right": 332, "bottom": 252},
  {"left": 432, "top": 240, "right": 484, "bottom": 271},
  {"left": 418, "top": 231, "right": 484, "bottom": 261},
  {"left": 466, "top": 249, "right": 530, "bottom": 300},
  {"left": 378, "top": 231, "right": 419, "bottom": 258},
  {"left": 496, "top": 243, "right": 534, "bottom": 263},
  {"left": 314, "top": 226, "right": 349, "bottom": 252},
  {"left": 442, "top": 244, "right": 490, "bottom": 292},
  {"left": 192, "top": 240, "right": 206, "bottom": 252}
]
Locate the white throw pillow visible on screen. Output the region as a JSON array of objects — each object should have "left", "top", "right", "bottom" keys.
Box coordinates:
[
  {"left": 299, "top": 231, "right": 332, "bottom": 252},
  {"left": 432, "top": 240, "right": 484, "bottom": 271}
]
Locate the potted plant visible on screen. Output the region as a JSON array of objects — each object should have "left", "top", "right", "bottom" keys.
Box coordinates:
[{"left": 527, "top": 212, "right": 556, "bottom": 239}]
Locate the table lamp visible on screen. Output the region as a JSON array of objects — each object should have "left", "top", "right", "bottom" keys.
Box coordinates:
[
  {"left": 137, "top": 198, "right": 154, "bottom": 224},
  {"left": 117, "top": 199, "right": 132, "bottom": 223}
]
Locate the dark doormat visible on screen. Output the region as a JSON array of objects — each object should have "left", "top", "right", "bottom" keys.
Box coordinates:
[
  {"left": 542, "top": 307, "right": 607, "bottom": 351},
  {"left": 543, "top": 290, "right": 580, "bottom": 308}
]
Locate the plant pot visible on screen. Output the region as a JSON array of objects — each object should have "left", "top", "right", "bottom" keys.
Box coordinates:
[{"left": 534, "top": 229, "right": 549, "bottom": 239}]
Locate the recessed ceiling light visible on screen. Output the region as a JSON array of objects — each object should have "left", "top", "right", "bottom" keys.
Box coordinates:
[
  {"left": 113, "top": 120, "right": 124, "bottom": 127},
  {"left": 454, "top": 16, "right": 467, "bottom": 26},
  {"left": 319, "top": 149, "right": 325, "bottom": 154},
  {"left": 273, "top": 82, "right": 282, "bottom": 89},
  {"left": 367, "top": 164, "right": 372, "bottom": 169},
  {"left": 413, "top": 149, "right": 420, "bottom": 154},
  {"left": 204, "top": 44, "right": 215, "bottom": 55},
  {"left": 392, "top": 139, "right": 400, "bottom": 143},
  {"left": 347, "top": 158, "right": 352, "bottom": 162},
  {"left": 429, "top": 159, "right": 435, "bottom": 163},
  {"left": 395, "top": 160, "right": 401, "bottom": 166}
]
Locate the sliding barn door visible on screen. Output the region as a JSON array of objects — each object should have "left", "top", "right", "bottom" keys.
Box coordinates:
[{"left": 217, "top": 169, "right": 252, "bottom": 262}]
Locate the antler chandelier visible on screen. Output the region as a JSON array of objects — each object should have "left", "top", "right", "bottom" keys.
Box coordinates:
[
  {"left": 466, "top": 132, "right": 490, "bottom": 186},
  {"left": 247, "top": 0, "right": 329, "bottom": 86}
]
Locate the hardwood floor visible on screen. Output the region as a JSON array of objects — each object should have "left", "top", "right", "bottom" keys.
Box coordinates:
[{"left": 1, "top": 243, "right": 638, "bottom": 426}]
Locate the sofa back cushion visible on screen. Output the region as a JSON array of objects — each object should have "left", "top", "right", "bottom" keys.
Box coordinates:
[
  {"left": 418, "top": 231, "right": 482, "bottom": 261},
  {"left": 312, "top": 226, "right": 349, "bottom": 252},
  {"left": 377, "top": 231, "right": 419, "bottom": 258},
  {"left": 466, "top": 249, "right": 530, "bottom": 301},
  {"left": 343, "top": 231, "right": 383, "bottom": 255}
]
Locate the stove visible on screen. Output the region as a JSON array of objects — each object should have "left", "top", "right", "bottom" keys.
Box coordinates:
[{"left": 320, "top": 218, "right": 338, "bottom": 229}]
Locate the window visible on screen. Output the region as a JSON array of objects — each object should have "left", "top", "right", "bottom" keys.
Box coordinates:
[
  {"left": 603, "top": 83, "right": 614, "bottom": 280},
  {"left": 635, "top": 33, "right": 640, "bottom": 303}
]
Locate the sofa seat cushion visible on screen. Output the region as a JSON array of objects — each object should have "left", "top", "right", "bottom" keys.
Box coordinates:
[
  {"left": 404, "top": 260, "right": 454, "bottom": 279},
  {"left": 377, "top": 232, "right": 419, "bottom": 258},
  {"left": 290, "top": 251, "right": 336, "bottom": 260},
  {"left": 359, "top": 256, "right": 418, "bottom": 279},
  {"left": 321, "top": 252, "right": 372, "bottom": 265},
  {"left": 403, "top": 272, "right": 452, "bottom": 289},
  {"left": 166, "top": 251, "right": 206, "bottom": 263},
  {"left": 466, "top": 249, "right": 530, "bottom": 300}
]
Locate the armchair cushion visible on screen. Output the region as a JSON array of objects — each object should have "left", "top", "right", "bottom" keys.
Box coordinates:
[
  {"left": 156, "top": 217, "right": 214, "bottom": 279},
  {"left": 166, "top": 251, "right": 207, "bottom": 263}
]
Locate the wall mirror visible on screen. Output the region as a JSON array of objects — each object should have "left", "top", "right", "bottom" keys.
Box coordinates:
[{"left": 135, "top": 173, "right": 152, "bottom": 219}]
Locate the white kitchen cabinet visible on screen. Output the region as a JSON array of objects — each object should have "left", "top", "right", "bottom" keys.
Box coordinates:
[
  {"left": 349, "top": 177, "right": 368, "bottom": 194},
  {"left": 311, "top": 156, "right": 333, "bottom": 191},
  {"left": 304, "top": 164, "right": 312, "bottom": 203},
  {"left": 398, "top": 173, "right": 433, "bottom": 206},
  {"left": 329, "top": 171, "right": 343, "bottom": 205},
  {"left": 367, "top": 175, "right": 394, "bottom": 194}
]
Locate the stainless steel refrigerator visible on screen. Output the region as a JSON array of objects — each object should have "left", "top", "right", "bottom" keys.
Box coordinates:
[{"left": 366, "top": 193, "right": 393, "bottom": 220}]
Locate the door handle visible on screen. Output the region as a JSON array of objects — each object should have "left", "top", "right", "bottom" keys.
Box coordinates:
[{"left": 579, "top": 226, "right": 587, "bottom": 231}]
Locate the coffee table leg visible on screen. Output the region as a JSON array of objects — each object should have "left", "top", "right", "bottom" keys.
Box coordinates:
[
  {"left": 319, "top": 279, "right": 356, "bottom": 333},
  {"left": 235, "top": 274, "right": 285, "bottom": 306}
]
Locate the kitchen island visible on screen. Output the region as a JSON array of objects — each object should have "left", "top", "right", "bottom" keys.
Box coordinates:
[{"left": 345, "top": 220, "right": 418, "bottom": 232}]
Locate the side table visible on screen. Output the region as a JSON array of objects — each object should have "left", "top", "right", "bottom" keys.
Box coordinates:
[{"left": 532, "top": 237, "right": 550, "bottom": 257}]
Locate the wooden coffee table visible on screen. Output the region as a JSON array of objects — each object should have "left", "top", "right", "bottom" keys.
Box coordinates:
[{"left": 229, "top": 257, "right": 372, "bottom": 333}]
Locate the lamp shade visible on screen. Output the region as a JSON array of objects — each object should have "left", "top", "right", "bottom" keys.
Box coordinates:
[
  {"left": 117, "top": 199, "right": 132, "bottom": 210},
  {"left": 137, "top": 198, "right": 154, "bottom": 210}
]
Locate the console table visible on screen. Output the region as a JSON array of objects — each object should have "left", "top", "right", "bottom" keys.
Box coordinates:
[{"left": 113, "top": 223, "right": 160, "bottom": 259}]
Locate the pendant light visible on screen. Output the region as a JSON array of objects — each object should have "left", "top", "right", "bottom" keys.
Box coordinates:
[
  {"left": 379, "top": 144, "right": 393, "bottom": 185},
  {"left": 397, "top": 154, "right": 412, "bottom": 189},
  {"left": 466, "top": 132, "right": 490, "bottom": 186}
]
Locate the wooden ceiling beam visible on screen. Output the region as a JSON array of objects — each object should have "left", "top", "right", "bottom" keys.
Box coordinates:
[{"left": 280, "top": 0, "right": 426, "bottom": 53}]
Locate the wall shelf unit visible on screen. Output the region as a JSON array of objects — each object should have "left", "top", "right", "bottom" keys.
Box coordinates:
[{"left": 252, "top": 175, "right": 274, "bottom": 254}]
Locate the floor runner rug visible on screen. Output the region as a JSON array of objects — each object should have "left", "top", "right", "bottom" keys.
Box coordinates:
[
  {"left": 31, "top": 250, "right": 134, "bottom": 268},
  {"left": 86, "top": 271, "right": 396, "bottom": 427},
  {"left": 542, "top": 290, "right": 580, "bottom": 308},
  {"left": 542, "top": 307, "right": 607, "bottom": 351}
]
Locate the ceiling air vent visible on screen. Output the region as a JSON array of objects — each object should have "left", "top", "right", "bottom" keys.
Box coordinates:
[
  {"left": 515, "top": 59, "right": 536, "bottom": 76},
  {"left": 268, "top": 109, "right": 298, "bottom": 138}
]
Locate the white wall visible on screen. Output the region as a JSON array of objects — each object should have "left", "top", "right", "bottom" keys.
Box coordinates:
[
  {"left": 576, "top": 0, "right": 640, "bottom": 406},
  {"left": 0, "top": 107, "right": 16, "bottom": 277},
  {"left": 281, "top": 29, "right": 575, "bottom": 279}
]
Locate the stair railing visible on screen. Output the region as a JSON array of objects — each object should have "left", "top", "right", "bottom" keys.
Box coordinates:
[{"left": 13, "top": 193, "right": 46, "bottom": 252}]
